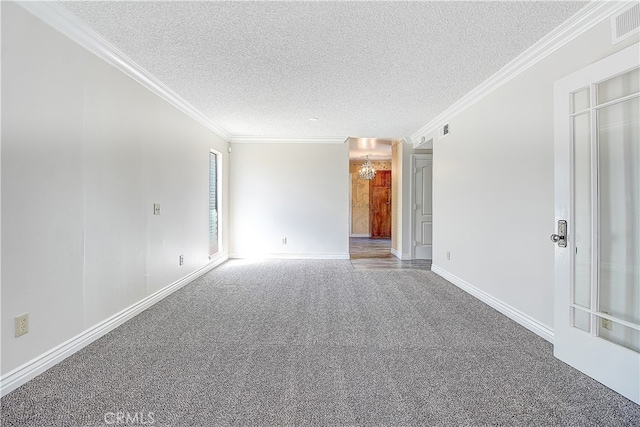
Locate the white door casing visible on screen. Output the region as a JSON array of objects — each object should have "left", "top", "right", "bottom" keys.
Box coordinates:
[
  {"left": 553, "top": 43, "right": 640, "bottom": 404},
  {"left": 411, "top": 154, "right": 433, "bottom": 260}
]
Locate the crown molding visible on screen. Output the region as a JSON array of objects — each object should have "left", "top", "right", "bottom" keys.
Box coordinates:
[
  {"left": 17, "top": 1, "right": 233, "bottom": 142},
  {"left": 230, "top": 136, "right": 349, "bottom": 144},
  {"left": 410, "top": 0, "right": 634, "bottom": 147}
]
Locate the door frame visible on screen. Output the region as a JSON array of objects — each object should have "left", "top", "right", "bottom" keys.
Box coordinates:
[{"left": 410, "top": 154, "right": 433, "bottom": 260}]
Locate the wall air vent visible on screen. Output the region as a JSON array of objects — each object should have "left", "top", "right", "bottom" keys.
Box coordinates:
[
  {"left": 439, "top": 123, "right": 450, "bottom": 139},
  {"left": 611, "top": 3, "right": 640, "bottom": 45}
]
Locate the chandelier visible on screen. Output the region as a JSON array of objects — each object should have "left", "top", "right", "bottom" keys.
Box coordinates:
[{"left": 359, "top": 155, "right": 376, "bottom": 180}]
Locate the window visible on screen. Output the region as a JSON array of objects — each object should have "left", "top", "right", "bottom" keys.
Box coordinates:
[{"left": 209, "top": 150, "right": 220, "bottom": 256}]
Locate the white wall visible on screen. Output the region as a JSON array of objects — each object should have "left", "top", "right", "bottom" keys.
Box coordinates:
[
  {"left": 229, "top": 142, "right": 349, "bottom": 258},
  {"left": 431, "top": 17, "right": 639, "bottom": 332},
  {"left": 1, "top": 3, "right": 229, "bottom": 376}
]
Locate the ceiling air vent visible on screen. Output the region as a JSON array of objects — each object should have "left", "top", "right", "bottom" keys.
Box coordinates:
[{"left": 611, "top": 3, "right": 640, "bottom": 45}]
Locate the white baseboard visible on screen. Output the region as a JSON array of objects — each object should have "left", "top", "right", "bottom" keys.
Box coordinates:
[
  {"left": 229, "top": 253, "right": 350, "bottom": 260},
  {"left": 390, "top": 248, "right": 413, "bottom": 260},
  {"left": 0, "top": 255, "right": 228, "bottom": 397},
  {"left": 431, "top": 264, "right": 554, "bottom": 343},
  {"left": 350, "top": 234, "right": 370, "bottom": 238}
]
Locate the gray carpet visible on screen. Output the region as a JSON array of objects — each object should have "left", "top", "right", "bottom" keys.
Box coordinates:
[{"left": 2, "top": 259, "right": 639, "bottom": 426}]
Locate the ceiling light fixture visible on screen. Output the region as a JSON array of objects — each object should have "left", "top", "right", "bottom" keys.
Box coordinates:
[
  {"left": 359, "top": 155, "right": 376, "bottom": 180},
  {"left": 309, "top": 117, "right": 319, "bottom": 121}
]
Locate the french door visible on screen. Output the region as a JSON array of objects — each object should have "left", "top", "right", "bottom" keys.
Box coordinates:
[{"left": 553, "top": 43, "right": 639, "bottom": 404}]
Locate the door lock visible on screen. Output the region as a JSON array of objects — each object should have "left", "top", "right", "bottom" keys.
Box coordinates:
[{"left": 551, "top": 220, "right": 567, "bottom": 247}]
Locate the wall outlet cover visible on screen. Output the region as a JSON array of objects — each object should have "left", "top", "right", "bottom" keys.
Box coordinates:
[{"left": 15, "top": 313, "right": 29, "bottom": 337}]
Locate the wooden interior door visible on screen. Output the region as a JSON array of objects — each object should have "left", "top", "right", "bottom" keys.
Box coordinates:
[{"left": 370, "top": 170, "right": 391, "bottom": 238}]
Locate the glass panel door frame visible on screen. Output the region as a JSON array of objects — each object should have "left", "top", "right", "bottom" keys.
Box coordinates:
[{"left": 569, "top": 74, "right": 640, "bottom": 349}]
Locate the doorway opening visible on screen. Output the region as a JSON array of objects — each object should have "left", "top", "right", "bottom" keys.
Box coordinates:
[
  {"left": 348, "top": 138, "right": 392, "bottom": 263},
  {"left": 348, "top": 139, "right": 392, "bottom": 239},
  {"left": 348, "top": 138, "right": 430, "bottom": 270}
]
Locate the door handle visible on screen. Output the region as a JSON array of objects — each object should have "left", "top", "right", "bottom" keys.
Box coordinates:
[{"left": 551, "top": 220, "right": 567, "bottom": 247}]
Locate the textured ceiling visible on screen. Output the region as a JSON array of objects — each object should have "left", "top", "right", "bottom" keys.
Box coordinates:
[
  {"left": 349, "top": 138, "right": 392, "bottom": 161},
  {"left": 61, "top": 1, "right": 587, "bottom": 140}
]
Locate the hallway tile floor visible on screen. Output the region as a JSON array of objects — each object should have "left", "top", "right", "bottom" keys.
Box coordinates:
[{"left": 349, "top": 238, "right": 431, "bottom": 270}]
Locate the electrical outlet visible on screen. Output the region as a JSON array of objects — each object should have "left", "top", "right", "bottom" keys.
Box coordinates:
[
  {"left": 15, "top": 313, "right": 29, "bottom": 337},
  {"left": 282, "top": 237, "right": 287, "bottom": 245},
  {"left": 153, "top": 203, "right": 161, "bottom": 215},
  {"left": 179, "top": 255, "right": 184, "bottom": 265},
  {"left": 447, "top": 251, "right": 451, "bottom": 261},
  {"left": 601, "top": 317, "right": 613, "bottom": 330}
]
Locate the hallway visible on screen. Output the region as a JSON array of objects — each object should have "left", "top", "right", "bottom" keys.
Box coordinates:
[{"left": 349, "top": 237, "right": 431, "bottom": 270}]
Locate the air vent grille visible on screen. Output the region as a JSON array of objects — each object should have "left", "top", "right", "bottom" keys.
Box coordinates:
[{"left": 612, "top": 3, "right": 640, "bottom": 45}]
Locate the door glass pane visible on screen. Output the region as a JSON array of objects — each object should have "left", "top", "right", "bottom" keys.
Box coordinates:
[
  {"left": 597, "top": 97, "right": 639, "bottom": 328},
  {"left": 572, "top": 307, "right": 590, "bottom": 333},
  {"left": 597, "top": 68, "right": 640, "bottom": 105},
  {"left": 572, "top": 88, "right": 590, "bottom": 113},
  {"left": 598, "top": 317, "right": 640, "bottom": 353},
  {"left": 573, "top": 113, "right": 591, "bottom": 308}
]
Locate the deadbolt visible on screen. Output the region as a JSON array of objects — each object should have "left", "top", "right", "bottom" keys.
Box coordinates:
[{"left": 551, "top": 220, "right": 567, "bottom": 248}]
